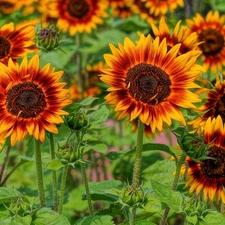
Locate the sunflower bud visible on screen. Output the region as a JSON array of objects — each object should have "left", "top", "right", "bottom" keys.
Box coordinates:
[
  {"left": 173, "top": 127, "right": 210, "bottom": 162},
  {"left": 35, "top": 24, "right": 61, "bottom": 52},
  {"left": 64, "top": 110, "right": 88, "bottom": 131},
  {"left": 120, "top": 185, "right": 145, "bottom": 207},
  {"left": 57, "top": 144, "right": 77, "bottom": 163}
]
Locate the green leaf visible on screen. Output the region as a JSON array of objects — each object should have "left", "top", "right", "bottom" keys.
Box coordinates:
[
  {"left": 32, "top": 208, "right": 71, "bottom": 225},
  {"left": 89, "top": 105, "right": 109, "bottom": 125},
  {"left": 74, "top": 215, "right": 115, "bottom": 225},
  {"left": 135, "top": 221, "right": 157, "bottom": 225},
  {"left": 79, "top": 97, "right": 98, "bottom": 106},
  {"left": 0, "top": 187, "right": 21, "bottom": 204},
  {"left": 143, "top": 198, "right": 163, "bottom": 213},
  {"left": 82, "top": 180, "right": 124, "bottom": 202},
  {"left": 202, "top": 211, "right": 225, "bottom": 225},
  {"left": 105, "top": 143, "right": 177, "bottom": 162},
  {"left": 142, "top": 160, "right": 176, "bottom": 184},
  {"left": 46, "top": 159, "right": 66, "bottom": 171},
  {"left": 0, "top": 152, "right": 6, "bottom": 164},
  {"left": 84, "top": 140, "right": 108, "bottom": 154},
  {"left": 0, "top": 215, "right": 32, "bottom": 225},
  {"left": 151, "top": 180, "right": 183, "bottom": 212},
  {"left": 186, "top": 215, "right": 198, "bottom": 225}
]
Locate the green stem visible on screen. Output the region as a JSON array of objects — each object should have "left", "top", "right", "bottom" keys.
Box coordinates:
[
  {"left": 0, "top": 159, "right": 28, "bottom": 186},
  {"left": 49, "top": 133, "right": 58, "bottom": 211},
  {"left": 0, "top": 139, "right": 11, "bottom": 183},
  {"left": 160, "top": 153, "right": 187, "bottom": 225},
  {"left": 58, "top": 165, "right": 69, "bottom": 214},
  {"left": 35, "top": 140, "right": 46, "bottom": 207},
  {"left": 132, "top": 119, "right": 144, "bottom": 189},
  {"left": 80, "top": 158, "right": 94, "bottom": 215},
  {"left": 129, "top": 118, "right": 144, "bottom": 225}
]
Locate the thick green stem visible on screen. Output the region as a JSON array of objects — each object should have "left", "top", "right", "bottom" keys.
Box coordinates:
[
  {"left": 0, "top": 139, "right": 11, "bottom": 183},
  {"left": 160, "top": 153, "right": 187, "bottom": 225},
  {"left": 35, "top": 140, "right": 46, "bottom": 207},
  {"left": 132, "top": 119, "right": 144, "bottom": 189},
  {"left": 129, "top": 119, "right": 144, "bottom": 225},
  {"left": 80, "top": 159, "right": 94, "bottom": 215},
  {"left": 49, "top": 133, "right": 58, "bottom": 211},
  {"left": 58, "top": 165, "right": 69, "bottom": 214},
  {"left": 1, "top": 159, "right": 28, "bottom": 186}
]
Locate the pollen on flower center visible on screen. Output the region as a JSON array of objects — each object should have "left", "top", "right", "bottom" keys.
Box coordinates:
[
  {"left": 0, "top": 36, "right": 10, "bottom": 59},
  {"left": 67, "top": 0, "right": 89, "bottom": 18},
  {"left": 198, "top": 28, "right": 224, "bottom": 55},
  {"left": 125, "top": 63, "right": 171, "bottom": 105},
  {"left": 6, "top": 82, "right": 46, "bottom": 118},
  {"left": 201, "top": 146, "right": 225, "bottom": 178}
]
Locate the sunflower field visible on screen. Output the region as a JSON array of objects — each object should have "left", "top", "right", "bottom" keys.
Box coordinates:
[{"left": 1, "top": 0, "right": 225, "bottom": 225}]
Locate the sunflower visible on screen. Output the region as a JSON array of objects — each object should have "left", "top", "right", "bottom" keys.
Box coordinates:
[
  {"left": 151, "top": 18, "right": 199, "bottom": 55},
  {"left": 185, "top": 116, "right": 225, "bottom": 203},
  {"left": 100, "top": 34, "right": 203, "bottom": 133},
  {"left": 0, "top": 22, "right": 36, "bottom": 65},
  {"left": 49, "top": 0, "right": 108, "bottom": 35},
  {"left": 0, "top": 55, "right": 72, "bottom": 146},
  {"left": 108, "top": 0, "right": 134, "bottom": 19},
  {"left": 0, "top": 0, "right": 22, "bottom": 14},
  {"left": 186, "top": 11, "right": 225, "bottom": 72},
  {"left": 189, "top": 76, "right": 225, "bottom": 132},
  {"left": 142, "top": 0, "right": 184, "bottom": 17}
]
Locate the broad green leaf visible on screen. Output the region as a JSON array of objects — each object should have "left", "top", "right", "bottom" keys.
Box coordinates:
[
  {"left": 0, "top": 187, "right": 21, "bottom": 204},
  {"left": 82, "top": 180, "right": 124, "bottom": 202},
  {"left": 0, "top": 215, "right": 32, "bottom": 225},
  {"left": 186, "top": 215, "right": 198, "bottom": 225},
  {"left": 89, "top": 105, "right": 109, "bottom": 124},
  {"left": 143, "top": 198, "right": 163, "bottom": 213},
  {"left": 79, "top": 97, "right": 98, "bottom": 106},
  {"left": 203, "top": 211, "right": 225, "bottom": 225},
  {"left": 84, "top": 140, "right": 107, "bottom": 153},
  {"left": 142, "top": 160, "right": 176, "bottom": 184},
  {"left": 46, "top": 159, "right": 66, "bottom": 171},
  {"left": 151, "top": 180, "right": 183, "bottom": 212},
  {"left": 74, "top": 215, "right": 115, "bottom": 225},
  {"left": 105, "top": 143, "right": 177, "bottom": 162},
  {"left": 32, "top": 208, "right": 70, "bottom": 225}
]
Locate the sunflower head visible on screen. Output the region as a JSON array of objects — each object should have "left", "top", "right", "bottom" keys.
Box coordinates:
[
  {"left": 0, "top": 55, "right": 72, "bottom": 146},
  {"left": 185, "top": 116, "right": 225, "bottom": 203},
  {"left": 100, "top": 34, "right": 203, "bottom": 133},
  {"left": 186, "top": 11, "right": 225, "bottom": 72}
]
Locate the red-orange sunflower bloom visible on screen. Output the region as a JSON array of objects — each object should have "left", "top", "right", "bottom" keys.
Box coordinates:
[
  {"left": 100, "top": 34, "right": 203, "bottom": 133},
  {"left": 0, "top": 22, "right": 36, "bottom": 65},
  {"left": 186, "top": 10, "right": 225, "bottom": 72},
  {"left": 49, "top": 0, "right": 108, "bottom": 35},
  {"left": 151, "top": 18, "right": 199, "bottom": 55},
  {"left": 142, "top": 0, "right": 184, "bottom": 17},
  {"left": 0, "top": 55, "right": 72, "bottom": 146},
  {"left": 185, "top": 116, "right": 225, "bottom": 203},
  {"left": 189, "top": 76, "right": 225, "bottom": 132}
]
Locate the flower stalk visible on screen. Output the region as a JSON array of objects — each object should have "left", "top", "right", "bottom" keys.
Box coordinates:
[
  {"left": 58, "top": 165, "right": 69, "bottom": 214},
  {"left": 160, "top": 153, "right": 187, "bottom": 225},
  {"left": 49, "top": 133, "right": 58, "bottom": 211},
  {"left": 35, "top": 140, "right": 46, "bottom": 207}
]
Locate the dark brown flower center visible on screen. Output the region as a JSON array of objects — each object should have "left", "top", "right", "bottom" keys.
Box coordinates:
[
  {"left": 198, "top": 28, "right": 224, "bottom": 56},
  {"left": 6, "top": 82, "right": 46, "bottom": 118},
  {"left": 125, "top": 63, "right": 171, "bottom": 105},
  {"left": 0, "top": 2, "right": 14, "bottom": 11},
  {"left": 67, "top": 0, "right": 89, "bottom": 18},
  {"left": 0, "top": 36, "right": 10, "bottom": 59},
  {"left": 201, "top": 146, "right": 225, "bottom": 178},
  {"left": 215, "top": 95, "right": 225, "bottom": 121}
]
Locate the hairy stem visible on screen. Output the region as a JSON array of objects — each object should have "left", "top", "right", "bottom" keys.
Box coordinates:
[
  {"left": 58, "top": 165, "right": 69, "bottom": 214},
  {"left": 35, "top": 140, "right": 46, "bottom": 207},
  {"left": 160, "top": 153, "right": 187, "bottom": 225},
  {"left": 49, "top": 133, "right": 58, "bottom": 211}
]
